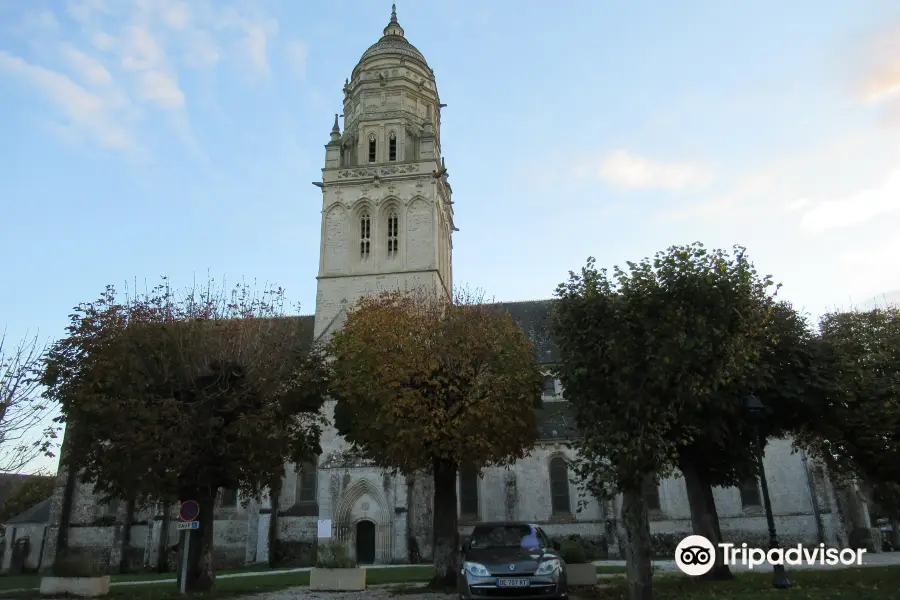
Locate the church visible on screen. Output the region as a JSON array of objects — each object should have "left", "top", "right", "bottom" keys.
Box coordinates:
[{"left": 8, "top": 6, "right": 866, "bottom": 575}]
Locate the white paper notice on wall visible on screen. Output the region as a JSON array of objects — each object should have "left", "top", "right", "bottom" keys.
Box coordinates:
[{"left": 317, "top": 519, "right": 332, "bottom": 539}]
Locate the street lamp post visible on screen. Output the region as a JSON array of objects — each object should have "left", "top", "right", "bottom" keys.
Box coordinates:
[{"left": 745, "top": 394, "right": 792, "bottom": 589}]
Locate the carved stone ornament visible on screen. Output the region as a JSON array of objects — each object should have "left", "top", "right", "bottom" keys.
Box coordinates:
[
  {"left": 337, "top": 164, "right": 420, "bottom": 179},
  {"left": 321, "top": 450, "right": 375, "bottom": 469}
]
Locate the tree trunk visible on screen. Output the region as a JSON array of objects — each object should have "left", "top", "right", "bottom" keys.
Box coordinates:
[
  {"left": 621, "top": 485, "right": 653, "bottom": 600},
  {"left": 55, "top": 463, "right": 78, "bottom": 560},
  {"left": 156, "top": 503, "right": 171, "bottom": 573},
  {"left": 118, "top": 499, "right": 136, "bottom": 573},
  {"left": 54, "top": 425, "right": 80, "bottom": 564},
  {"left": 680, "top": 460, "right": 733, "bottom": 580},
  {"left": 701, "top": 479, "right": 728, "bottom": 548},
  {"left": 180, "top": 487, "right": 216, "bottom": 592},
  {"left": 268, "top": 481, "right": 281, "bottom": 568},
  {"left": 429, "top": 459, "right": 459, "bottom": 588}
]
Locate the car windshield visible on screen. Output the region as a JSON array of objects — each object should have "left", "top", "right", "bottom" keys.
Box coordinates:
[{"left": 469, "top": 524, "right": 541, "bottom": 549}]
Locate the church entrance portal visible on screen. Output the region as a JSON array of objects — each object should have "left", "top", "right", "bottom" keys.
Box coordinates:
[{"left": 355, "top": 520, "right": 376, "bottom": 564}]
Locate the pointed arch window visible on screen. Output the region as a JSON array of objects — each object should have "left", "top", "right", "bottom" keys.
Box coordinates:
[
  {"left": 295, "top": 462, "right": 317, "bottom": 503},
  {"left": 387, "top": 209, "right": 399, "bottom": 257},
  {"left": 104, "top": 497, "right": 121, "bottom": 517},
  {"left": 388, "top": 132, "right": 397, "bottom": 161},
  {"left": 368, "top": 134, "right": 377, "bottom": 163},
  {"left": 459, "top": 465, "right": 479, "bottom": 518},
  {"left": 221, "top": 488, "right": 238, "bottom": 507},
  {"left": 739, "top": 477, "right": 761, "bottom": 508},
  {"left": 360, "top": 211, "right": 371, "bottom": 258},
  {"left": 549, "top": 457, "right": 571, "bottom": 514}
]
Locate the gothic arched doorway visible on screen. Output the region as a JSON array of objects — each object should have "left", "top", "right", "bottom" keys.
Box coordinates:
[{"left": 355, "top": 519, "right": 376, "bottom": 564}]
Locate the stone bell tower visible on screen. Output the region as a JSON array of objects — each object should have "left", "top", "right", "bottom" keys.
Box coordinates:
[{"left": 312, "top": 5, "right": 455, "bottom": 340}]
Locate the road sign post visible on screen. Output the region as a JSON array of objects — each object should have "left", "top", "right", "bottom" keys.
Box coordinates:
[{"left": 178, "top": 501, "right": 200, "bottom": 595}]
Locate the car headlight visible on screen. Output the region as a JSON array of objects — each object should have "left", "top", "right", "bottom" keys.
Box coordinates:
[
  {"left": 464, "top": 562, "right": 491, "bottom": 577},
  {"left": 534, "top": 559, "right": 561, "bottom": 576}
]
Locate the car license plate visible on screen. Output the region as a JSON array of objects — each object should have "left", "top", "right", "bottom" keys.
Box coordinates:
[{"left": 497, "top": 578, "right": 530, "bottom": 587}]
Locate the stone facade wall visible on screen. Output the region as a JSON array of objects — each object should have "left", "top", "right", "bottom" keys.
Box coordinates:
[
  {"left": 2, "top": 523, "right": 47, "bottom": 571},
  {"left": 27, "top": 424, "right": 856, "bottom": 573}
]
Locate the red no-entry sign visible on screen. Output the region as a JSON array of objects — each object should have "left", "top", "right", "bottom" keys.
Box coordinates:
[{"left": 179, "top": 500, "right": 199, "bottom": 522}]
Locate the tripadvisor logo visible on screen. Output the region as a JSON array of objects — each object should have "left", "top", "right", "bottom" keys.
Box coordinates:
[{"left": 674, "top": 535, "right": 866, "bottom": 576}]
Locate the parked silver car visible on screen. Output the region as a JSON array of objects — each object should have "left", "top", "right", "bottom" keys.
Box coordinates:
[{"left": 458, "top": 522, "right": 568, "bottom": 600}]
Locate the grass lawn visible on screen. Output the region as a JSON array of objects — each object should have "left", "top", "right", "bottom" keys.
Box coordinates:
[
  {"left": 3, "top": 566, "right": 895, "bottom": 598},
  {"left": 0, "top": 564, "right": 274, "bottom": 592},
  {"left": 581, "top": 566, "right": 900, "bottom": 599},
  {"left": 0, "top": 565, "right": 438, "bottom": 599},
  {"left": 0, "top": 565, "right": 625, "bottom": 599}
]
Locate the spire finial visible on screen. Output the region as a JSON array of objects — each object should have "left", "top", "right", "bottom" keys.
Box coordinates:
[
  {"left": 383, "top": 3, "right": 404, "bottom": 37},
  {"left": 332, "top": 114, "right": 340, "bottom": 133}
]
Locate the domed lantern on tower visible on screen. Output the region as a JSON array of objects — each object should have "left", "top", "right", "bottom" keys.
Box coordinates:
[{"left": 313, "top": 4, "right": 456, "bottom": 342}]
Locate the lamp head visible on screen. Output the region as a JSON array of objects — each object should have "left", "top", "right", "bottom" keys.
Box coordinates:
[{"left": 744, "top": 394, "right": 766, "bottom": 414}]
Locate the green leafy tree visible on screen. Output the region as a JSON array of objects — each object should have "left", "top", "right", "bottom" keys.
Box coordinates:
[
  {"left": 552, "top": 244, "right": 772, "bottom": 600},
  {"left": 41, "top": 278, "right": 328, "bottom": 593},
  {"left": 328, "top": 289, "right": 543, "bottom": 587},
  {"left": 0, "top": 476, "right": 54, "bottom": 536},
  {"left": 674, "top": 300, "right": 820, "bottom": 580},
  {"left": 794, "top": 308, "right": 900, "bottom": 536},
  {"left": 866, "top": 480, "right": 900, "bottom": 547}
]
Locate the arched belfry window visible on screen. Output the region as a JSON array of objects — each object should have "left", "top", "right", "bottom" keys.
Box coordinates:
[
  {"left": 388, "top": 132, "right": 397, "bottom": 162},
  {"left": 459, "top": 465, "right": 479, "bottom": 518},
  {"left": 295, "top": 461, "right": 317, "bottom": 503},
  {"left": 360, "top": 211, "right": 371, "bottom": 258},
  {"left": 549, "top": 456, "right": 571, "bottom": 515},
  {"left": 368, "top": 134, "right": 376, "bottom": 163},
  {"left": 387, "top": 209, "right": 399, "bottom": 257}
]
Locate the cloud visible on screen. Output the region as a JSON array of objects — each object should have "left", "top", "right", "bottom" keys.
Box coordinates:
[
  {"left": 238, "top": 20, "right": 275, "bottom": 74},
  {"left": 91, "top": 32, "right": 116, "bottom": 51},
  {"left": 118, "top": 25, "right": 185, "bottom": 110},
  {"left": 183, "top": 31, "right": 220, "bottom": 67},
  {"left": 659, "top": 173, "right": 773, "bottom": 221},
  {"left": 121, "top": 25, "right": 165, "bottom": 71},
  {"left": 0, "top": 50, "right": 134, "bottom": 150},
  {"left": 285, "top": 39, "right": 308, "bottom": 77},
  {"left": 859, "top": 27, "right": 900, "bottom": 104},
  {"left": 784, "top": 198, "right": 810, "bottom": 213},
  {"left": 135, "top": 70, "right": 184, "bottom": 108},
  {"left": 218, "top": 11, "right": 279, "bottom": 74},
  {"left": 588, "top": 150, "right": 713, "bottom": 190},
  {"left": 20, "top": 10, "right": 60, "bottom": 32},
  {"left": 838, "top": 233, "right": 900, "bottom": 297},
  {"left": 159, "top": 1, "right": 191, "bottom": 30},
  {"left": 799, "top": 166, "right": 900, "bottom": 234},
  {"left": 66, "top": 0, "right": 107, "bottom": 23},
  {"left": 61, "top": 45, "right": 112, "bottom": 86}
]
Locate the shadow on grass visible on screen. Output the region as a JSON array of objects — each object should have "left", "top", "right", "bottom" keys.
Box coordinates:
[{"left": 578, "top": 566, "right": 900, "bottom": 599}]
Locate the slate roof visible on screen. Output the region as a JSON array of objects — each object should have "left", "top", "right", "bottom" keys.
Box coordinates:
[
  {"left": 294, "top": 299, "right": 576, "bottom": 441},
  {"left": 292, "top": 299, "right": 562, "bottom": 365},
  {"left": 490, "top": 300, "right": 559, "bottom": 365},
  {"left": 6, "top": 497, "right": 51, "bottom": 525}
]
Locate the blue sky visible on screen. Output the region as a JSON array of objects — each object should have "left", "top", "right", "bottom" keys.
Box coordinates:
[{"left": 2, "top": 1, "right": 900, "bottom": 471}]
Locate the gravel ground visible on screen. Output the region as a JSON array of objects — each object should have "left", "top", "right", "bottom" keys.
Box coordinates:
[{"left": 240, "top": 584, "right": 457, "bottom": 600}]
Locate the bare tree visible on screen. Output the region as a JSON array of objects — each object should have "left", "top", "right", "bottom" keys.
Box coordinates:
[{"left": 0, "top": 330, "right": 59, "bottom": 474}]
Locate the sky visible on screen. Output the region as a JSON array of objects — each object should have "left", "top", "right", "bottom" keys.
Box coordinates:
[{"left": 2, "top": 0, "right": 900, "bottom": 473}]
